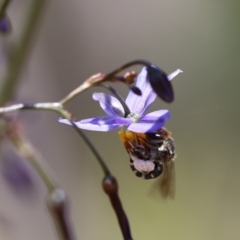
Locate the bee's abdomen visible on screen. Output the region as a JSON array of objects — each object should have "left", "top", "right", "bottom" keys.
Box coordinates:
[{"left": 130, "top": 159, "right": 163, "bottom": 180}]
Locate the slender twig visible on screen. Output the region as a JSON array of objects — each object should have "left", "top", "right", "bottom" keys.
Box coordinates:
[
  {"left": 0, "top": 102, "right": 111, "bottom": 176},
  {"left": 0, "top": 0, "right": 47, "bottom": 106},
  {"left": 0, "top": 60, "right": 153, "bottom": 174},
  {"left": 0, "top": 59, "right": 148, "bottom": 239},
  {"left": 103, "top": 175, "right": 133, "bottom": 240},
  {"left": 0, "top": 0, "right": 10, "bottom": 19},
  {"left": 48, "top": 188, "right": 76, "bottom": 240},
  {"left": 0, "top": 1, "right": 140, "bottom": 238},
  {"left": 7, "top": 124, "right": 56, "bottom": 193},
  {"left": 60, "top": 60, "right": 151, "bottom": 106},
  {"left": 103, "top": 59, "right": 151, "bottom": 82},
  {"left": 0, "top": 60, "right": 154, "bottom": 176},
  {"left": 6, "top": 119, "right": 77, "bottom": 240},
  {"left": 59, "top": 111, "right": 111, "bottom": 176},
  {"left": 0, "top": 1, "right": 78, "bottom": 239},
  {"left": 60, "top": 73, "right": 104, "bottom": 106}
]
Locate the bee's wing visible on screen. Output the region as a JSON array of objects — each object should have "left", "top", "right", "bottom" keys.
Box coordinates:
[
  {"left": 159, "top": 161, "right": 176, "bottom": 199},
  {"left": 148, "top": 161, "right": 175, "bottom": 199}
]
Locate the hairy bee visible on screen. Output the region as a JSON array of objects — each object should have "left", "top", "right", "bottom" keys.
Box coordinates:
[
  {"left": 119, "top": 128, "right": 176, "bottom": 197},
  {"left": 119, "top": 128, "right": 176, "bottom": 196}
]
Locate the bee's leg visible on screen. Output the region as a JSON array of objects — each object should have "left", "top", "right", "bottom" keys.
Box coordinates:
[{"left": 132, "top": 132, "right": 139, "bottom": 145}]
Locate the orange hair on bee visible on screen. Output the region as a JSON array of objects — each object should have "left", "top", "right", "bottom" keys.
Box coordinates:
[{"left": 119, "top": 130, "right": 146, "bottom": 152}]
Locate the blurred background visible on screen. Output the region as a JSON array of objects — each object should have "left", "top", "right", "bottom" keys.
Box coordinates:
[{"left": 0, "top": 0, "right": 240, "bottom": 239}]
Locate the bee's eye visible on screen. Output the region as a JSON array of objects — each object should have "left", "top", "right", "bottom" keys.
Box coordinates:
[{"left": 146, "top": 133, "right": 163, "bottom": 143}]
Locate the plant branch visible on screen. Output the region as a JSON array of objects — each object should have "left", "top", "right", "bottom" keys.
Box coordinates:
[
  {"left": 60, "top": 73, "right": 104, "bottom": 105},
  {"left": 60, "top": 60, "right": 151, "bottom": 106},
  {"left": 0, "top": 0, "right": 10, "bottom": 19},
  {"left": 6, "top": 118, "right": 78, "bottom": 240},
  {"left": 59, "top": 111, "right": 111, "bottom": 176},
  {"left": 7, "top": 124, "right": 56, "bottom": 193},
  {"left": 0, "top": 60, "right": 155, "bottom": 175},
  {"left": 0, "top": 0, "right": 47, "bottom": 106},
  {"left": 0, "top": 59, "right": 148, "bottom": 239},
  {"left": 48, "top": 188, "right": 76, "bottom": 240},
  {"left": 103, "top": 175, "right": 133, "bottom": 240},
  {"left": 0, "top": 102, "right": 111, "bottom": 176}
]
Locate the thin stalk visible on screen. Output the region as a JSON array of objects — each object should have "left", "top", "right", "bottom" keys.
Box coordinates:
[
  {"left": 60, "top": 60, "right": 151, "bottom": 106},
  {"left": 0, "top": 0, "right": 10, "bottom": 19},
  {"left": 103, "top": 175, "right": 133, "bottom": 240},
  {"left": 60, "top": 74, "right": 102, "bottom": 106},
  {"left": 0, "top": 102, "right": 111, "bottom": 176},
  {"left": 8, "top": 131, "right": 56, "bottom": 193},
  {"left": 0, "top": 102, "right": 62, "bottom": 114},
  {"left": 0, "top": 0, "right": 47, "bottom": 106},
  {"left": 103, "top": 60, "right": 151, "bottom": 82},
  {"left": 48, "top": 188, "right": 76, "bottom": 240},
  {"left": 59, "top": 111, "right": 111, "bottom": 176}
]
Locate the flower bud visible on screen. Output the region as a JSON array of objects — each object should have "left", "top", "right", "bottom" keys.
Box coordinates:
[{"left": 147, "top": 65, "right": 174, "bottom": 103}]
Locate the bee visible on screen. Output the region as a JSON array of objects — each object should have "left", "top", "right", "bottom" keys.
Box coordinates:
[{"left": 119, "top": 128, "right": 176, "bottom": 197}]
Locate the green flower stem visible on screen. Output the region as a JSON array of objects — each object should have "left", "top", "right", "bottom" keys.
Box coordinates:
[
  {"left": 0, "top": 0, "right": 47, "bottom": 106},
  {"left": 8, "top": 130, "right": 56, "bottom": 193},
  {"left": 0, "top": 0, "right": 11, "bottom": 19}
]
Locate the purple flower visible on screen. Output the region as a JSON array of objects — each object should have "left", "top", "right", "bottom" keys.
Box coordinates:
[{"left": 59, "top": 67, "right": 182, "bottom": 133}]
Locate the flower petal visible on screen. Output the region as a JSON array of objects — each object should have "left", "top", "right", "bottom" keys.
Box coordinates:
[
  {"left": 59, "top": 116, "right": 131, "bottom": 132},
  {"left": 139, "top": 109, "right": 170, "bottom": 122},
  {"left": 79, "top": 116, "right": 131, "bottom": 125},
  {"left": 167, "top": 69, "right": 183, "bottom": 81},
  {"left": 125, "top": 67, "right": 156, "bottom": 116},
  {"left": 127, "top": 110, "right": 170, "bottom": 133},
  {"left": 93, "top": 93, "right": 124, "bottom": 117},
  {"left": 75, "top": 123, "right": 121, "bottom": 131}
]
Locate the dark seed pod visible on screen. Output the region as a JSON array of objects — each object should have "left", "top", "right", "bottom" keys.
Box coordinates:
[
  {"left": 147, "top": 65, "right": 174, "bottom": 103},
  {"left": 102, "top": 175, "right": 118, "bottom": 194},
  {"left": 130, "top": 86, "right": 142, "bottom": 96}
]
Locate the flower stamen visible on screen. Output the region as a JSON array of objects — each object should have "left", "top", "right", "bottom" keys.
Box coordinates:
[{"left": 127, "top": 113, "right": 140, "bottom": 123}]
